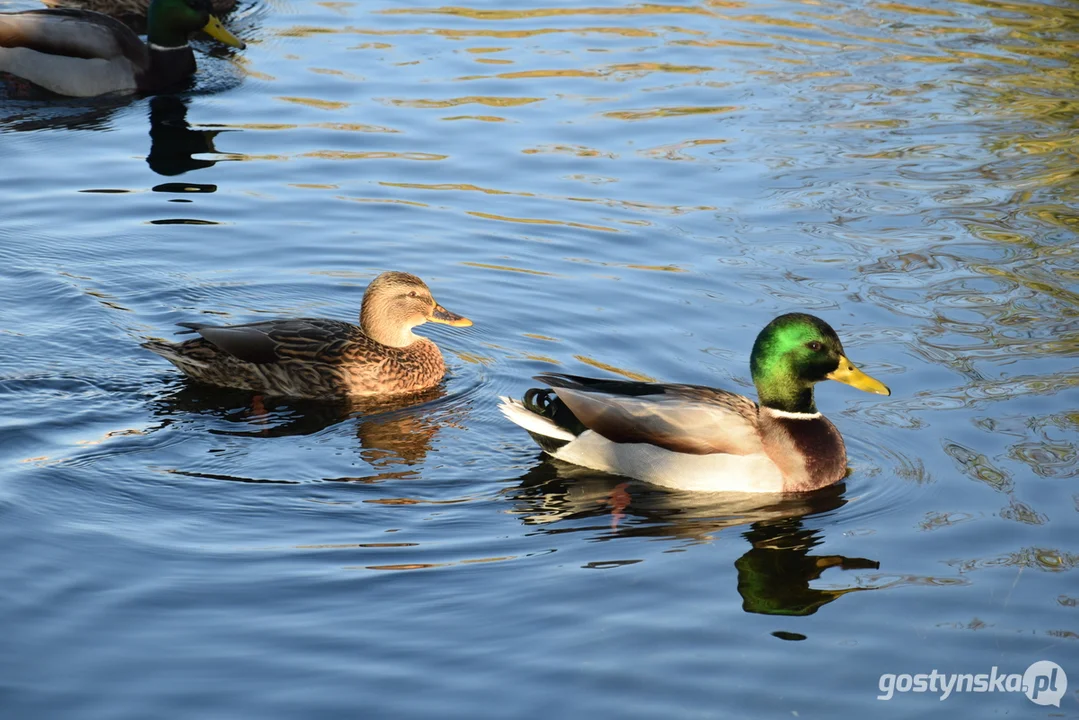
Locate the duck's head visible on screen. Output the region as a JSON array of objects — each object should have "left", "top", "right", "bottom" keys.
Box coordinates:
[
  {"left": 147, "top": 0, "right": 245, "bottom": 50},
  {"left": 749, "top": 313, "right": 889, "bottom": 414},
  {"left": 360, "top": 271, "right": 472, "bottom": 348}
]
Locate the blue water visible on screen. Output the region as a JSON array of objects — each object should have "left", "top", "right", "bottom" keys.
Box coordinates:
[{"left": 1, "top": 0, "right": 1077, "bottom": 716}]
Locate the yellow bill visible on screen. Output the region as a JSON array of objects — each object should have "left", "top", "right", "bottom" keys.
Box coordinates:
[
  {"left": 827, "top": 355, "right": 890, "bottom": 396},
  {"left": 202, "top": 15, "right": 246, "bottom": 49},
  {"left": 428, "top": 304, "right": 472, "bottom": 327}
]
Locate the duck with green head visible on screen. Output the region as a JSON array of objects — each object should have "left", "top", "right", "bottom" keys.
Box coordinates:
[
  {"left": 0, "top": 0, "right": 244, "bottom": 97},
  {"left": 499, "top": 313, "right": 891, "bottom": 493}
]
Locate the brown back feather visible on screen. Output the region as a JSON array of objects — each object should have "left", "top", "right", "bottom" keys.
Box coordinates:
[
  {"left": 539, "top": 374, "right": 763, "bottom": 456},
  {"left": 0, "top": 9, "right": 146, "bottom": 64}
]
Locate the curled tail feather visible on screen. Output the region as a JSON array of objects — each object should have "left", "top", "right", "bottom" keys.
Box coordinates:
[
  {"left": 499, "top": 387, "right": 594, "bottom": 455},
  {"left": 498, "top": 396, "right": 576, "bottom": 442}
]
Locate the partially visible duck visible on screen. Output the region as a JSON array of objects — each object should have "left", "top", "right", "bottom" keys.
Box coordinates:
[
  {"left": 40, "top": 0, "right": 235, "bottom": 27},
  {"left": 0, "top": 0, "right": 244, "bottom": 98},
  {"left": 499, "top": 313, "right": 890, "bottom": 493},
  {"left": 143, "top": 271, "right": 473, "bottom": 399}
]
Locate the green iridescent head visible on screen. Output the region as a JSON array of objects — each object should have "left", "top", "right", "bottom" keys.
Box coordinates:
[
  {"left": 749, "top": 313, "right": 889, "bottom": 414},
  {"left": 147, "top": 0, "right": 245, "bottom": 50}
]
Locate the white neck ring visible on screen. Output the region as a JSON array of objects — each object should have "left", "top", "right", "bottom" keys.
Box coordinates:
[{"left": 764, "top": 407, "right": 822, "bottom": 420}]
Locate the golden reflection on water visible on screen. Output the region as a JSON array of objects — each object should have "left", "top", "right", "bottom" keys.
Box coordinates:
[
  {"left": 603, "top": 105, "right": 739, "bottom": 121},
  {"left": 358, "top": 555, "right": 518, "bottom": 571},
  {"left": 339, "top": 195, "right": 429, "bottom": 208},
  {"left": 391, "top": 96, "right": 544, "bottom": 108},
  {"left": 275, "top": 96, "right": 351, "bottom": 111},
  {"left": 465, "top": 211, "right": 618, "bottom": 232},
  {"left": 572, "top": 356, "right": 655, "bottom": 381},
  {"left": 381, "top": 178, "right": 715, "bottom": 218},
  {"left": 301, "top": 150, "right": 447, "bottom": 161},
  {"left": 279, "top": 24, "right": 671, "bottom": 40},
  {"left": 565, "top": 259, "right": 688, "bottom": 272},
  {"left": 442, "top": 115, "right": 509, "bottom": 122},
  {"left": 640, "top": 138, "right": 726, "bottom": 161},
  {"left": 382, "top": 5, "right": 729, "bottom": 19},
  {"left": 460, "top": 262, "right": 555, "bottom": 276},
  {"left": 217, "top": 123, "right": 399, "bottom": 132},
  {"left": 459, "top": 62, "right": 716, "bottom": 82},
  {"left": 384, "top": 182, "right": 522, "bottom": 197}
]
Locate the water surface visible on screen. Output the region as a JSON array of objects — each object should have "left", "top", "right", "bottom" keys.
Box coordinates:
[{"left": 1, "top": 0, "right": 1077, "bottom": 716}]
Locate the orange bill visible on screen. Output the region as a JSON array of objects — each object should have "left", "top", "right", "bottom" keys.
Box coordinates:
[{"left": 428, "top": 304, "right": 472, "bottom": 327}]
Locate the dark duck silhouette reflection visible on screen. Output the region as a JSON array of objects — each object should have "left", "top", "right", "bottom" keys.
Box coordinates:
[
  {"left": 146, "top": 94, "right": 223, "bottom": 176},
  {"left": 510, "top": 463, "right": 879, "bottom": 615},
  {"left": 735, "top": 515, "right": 879, "bottom": 616}
]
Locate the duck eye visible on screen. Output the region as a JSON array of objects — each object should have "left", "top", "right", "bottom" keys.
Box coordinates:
[
  {"left": 807, "top": 341, "right": 823, "bottom": 352},
  {"left": 407, "top": 291, "right": 417, "bottom": 298}
]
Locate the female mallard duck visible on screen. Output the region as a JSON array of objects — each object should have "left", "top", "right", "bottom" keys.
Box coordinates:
[
  {"left": 143, "top": 272, "right": 472, "bottom": 399},
  {"left": 40, "top": 0, "right": 235, "bottom": 26},
  {"left": 499, "top": 313, "right": 890, "bottom": 493},
  {"left": 0, "top": 0, "right": 244, "bottom": 98}
]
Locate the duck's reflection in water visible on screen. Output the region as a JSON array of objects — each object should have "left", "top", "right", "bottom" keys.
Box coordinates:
[
  {"left": 152, "top": 383, "right": 449, "bottom": 481},
  {"left": 735, "top": 515, "right": 879, "bottom": 616},
  {"left": 147, "top": 95, "right": 225, "bottom": 177},
  {"left": 509, "top": 460, "right": 879, "bottom": 616}
]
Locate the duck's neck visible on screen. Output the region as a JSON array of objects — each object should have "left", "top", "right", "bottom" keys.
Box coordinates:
[
  {"left": 147, "top": 6, "right": 195, "bottom": 48},
  {"left": 360, "top": 310, "right": 418, "bottom": 348},
  {"left": 751, "top": 343, "right": 819, "bottom": 414},
  {"left": 755, "top": 378, "right": 818, "bottom": 415},
  {"left": 145, "top": 45, "right": 196, "bottom": 91},
  {"left": 143, "top": 7, "right": 196, "bottom": 89},
  {"left": 367, "top": 326, "right": 419, "bottom": 348}
]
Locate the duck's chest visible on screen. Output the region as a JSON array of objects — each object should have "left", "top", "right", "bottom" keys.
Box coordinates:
[
  {"left": 759, "top": 413, "right": 848, "bottom": 491},
  {"left": 140, "top": 47, "right": 197, "bottom": 93},
  {"left": 342, "top": 339, "right": 446, "bottom": 396}
]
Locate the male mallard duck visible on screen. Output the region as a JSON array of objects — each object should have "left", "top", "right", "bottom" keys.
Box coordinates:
[
  {"left": 40, "top": 0, "right": 235, "bottom": 25},
  {"left": 143, "top": 272, "right": 472, "bottom": 399},
  {"left": 499, "top": 313, "right": 890, "bottom": 493},
  {"left": 0, "top": 0, "right": 244, "bottom": 98}
]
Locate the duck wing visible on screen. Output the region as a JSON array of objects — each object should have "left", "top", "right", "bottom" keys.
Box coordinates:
[
  {"left": 536, "top": 372, "right": 763, "bottom": 456},
  {"left": 178, "top": 318, "right": 358, "bottom": 365},
  {"left": 0, "top": 9, "right": 146, "bottom": 62}
]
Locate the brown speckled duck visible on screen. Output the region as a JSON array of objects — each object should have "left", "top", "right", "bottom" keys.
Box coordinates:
[
  {"left": 40, "top": 0, "right": 236, "bottom": 27},
  {"left": 143, "top": 271, "right": 472, "bottom": 398}
]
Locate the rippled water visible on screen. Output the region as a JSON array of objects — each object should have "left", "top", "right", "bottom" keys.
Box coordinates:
[{"left": 2, "top": 0, "right": 1077, "bottom": 715}]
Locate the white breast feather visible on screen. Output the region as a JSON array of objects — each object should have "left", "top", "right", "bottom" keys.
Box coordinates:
[{"left": 552, "top": 430, "right": 784, "bottom": 493}]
